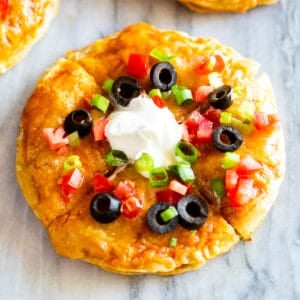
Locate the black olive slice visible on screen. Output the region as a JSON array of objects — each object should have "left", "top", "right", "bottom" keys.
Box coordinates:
[
  {"left": 111, "top": 76, "right": 141, "bottom": 106},
  {"left": 147, "top": 202, "right": 178, "bottom": 234},
  {"left": 212, "top": 125, "right": 243, "bottom": 152},
  {"left": 177, "top": 195, "right": 208, "bottom": 230},
  {"left": 208, "top": 85, "right": 232, "bottom": 110},
  {"left": 90, "top": 193, "right": 121, "bottom": 224},
  {"left": 64, "top": 109, "right": 93, "bottom": 137},
  {"left": 150, "top": 62, "right": 177, "bottom": 91}
]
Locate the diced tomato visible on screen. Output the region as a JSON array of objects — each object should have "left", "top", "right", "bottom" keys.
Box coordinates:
[
  {"left": 184, "top": 111, "right": 202, "bottom": 132},
  {"left": 60, "top": 168, "right": 84, "bottom": 194},
  {"left": 230, "top": 178, "right": 255, "bottom": 206},
  {"left": 0, "top": 0, "right": 9, "bottom": 20},
  {"left": 113, "top": 180, "right": 136, "bottom": 201},
  {"left": 43, "top": 127, "right": 69, "bottom": 151},
  {"left": 121, "top": 196, "right": 143, "bottom": 219},
  {"left": 155, "top": 189, "right": 183, "bottom": 206},
  {"left": 92, "top": 173, "right": 114, "bottom": 193},
  {"left": 202, "top": 108, "right": 221, "bottom": 125},
  {"left": 254, "top": 112, "right": 269, "bottom": 129},
  {"left": 225, "top": 169, "right": 239, "bottom": 191},
  {"left": 169, "top": 180, "right": 188, "bottom": 196},
  {"left": 237, "top": 156, "right": 261, "bottom": 175},
  {"left": 195, "top": 55, "right": 225, "bottom": 75},
  {"left": 196, "top": 115, "right": 214, "bottom": 142},
  {"left": 151, "top": 95, "right": 167, "bottom": 108},
  {"left": 213, "top": 55, "right": 225, "bottom": 73},
  {"left": 93, "top": 118, "right": 109, "bottom": 142},
  {"left": 193, "top": 85, "right": 214, "bottom": 103},
  {"left": 127, "top": 53, "right": 149, "bottom": 79}
]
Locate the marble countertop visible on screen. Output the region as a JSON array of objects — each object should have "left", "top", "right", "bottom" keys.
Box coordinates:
[{"left": 0, "top": 0, "right": 299, "bottom": 299}]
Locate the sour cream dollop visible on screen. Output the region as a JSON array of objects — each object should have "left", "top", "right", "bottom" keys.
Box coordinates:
[{"left": 105, "top": 95, "right": 182, "bottom": 171}]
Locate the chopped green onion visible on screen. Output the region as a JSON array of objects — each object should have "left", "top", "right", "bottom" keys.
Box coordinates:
[
  {"left": 170, "top": 162, "right": 195, "bottom": 183},
  {"left": 169, "top": 237, "right": 177, "bottom": 247},
  {"left": 149, "top": 167, "right": 169, "bottom": 187},
  {"left": 150, "top": 48, "right": 176, "bottom": 61},
  {"left": 63, "top": 155, "right": 82, "bottom": 172},
  {"left": 232, "top": 86, "right": 242, "bottom": 99},
  {"left": 149, "top": 88, "right": 162, "bottom": 98},
  {"left": 175, "top": 141, "right": 198, "bottom": 164},
  {"left": 222, "top": 152, "right": 240, "bottom": 169},
  {"left": 231, "top": 117, "right": 254, "bottom": 135},
  {"left": 105, "top": 150, "right": 129, "bottom": 167},
  {"left": 161, "top": 91, "right": 171, "bottom": 100},
  {"left": 134, "top": 153, "right": 154, "bottom": 177},
  {"left": 171, "top": 85, "right": 193, "bottom": 106},
  {"left": 160, "top": 206, "right": 178, "bottom": 223},
  {"left": 211, "top": 177, "right": 226, "bottom": 198},
  {"left": 67, "top": 131, "right": 81, "bottom": 147},
  {"left": 91, "top": 94, "right": 110, "bottom": 113},
  {"left": 220, "top": 112, "right": 232, "bottom": 124},
  {"left": 102, "top": 78, "right": 114, "bottom": 94}
]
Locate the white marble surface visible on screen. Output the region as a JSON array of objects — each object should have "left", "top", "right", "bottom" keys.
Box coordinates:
[{"left": 0, "top": 0, "right": 299, "bottom": 299}]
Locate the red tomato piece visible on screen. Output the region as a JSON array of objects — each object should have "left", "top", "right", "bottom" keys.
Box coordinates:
[
  {"left": 254, "top": 111, "right": 270, "bottom": 129},
  {"left": 155, "top": 189, "right": 183, "bottom": 206},
  {"left": 225, "top": 169, "right": 239, "bottom": 191},
  {"left": 213, "top": 55, "right": 225, "bottom": 73},
  {"left": 184, "top": 111, "right": 202, "bottom": 132},
  {"left": 195, "top": 55, "right": 225, "bottom": 75},
  {"left": 193, "top": 85, "right": 214, "bottom": 103},
  {"left": 196, "top": 115, "right": 214, "bottom": 142},
  {"left": 121, "top": 196, "right": 143, "bottom": 219},
  {"left": 237, "top": 156, "right": 261, "bottom": 175},
  {"left": 169, "top": 180, "right": 188, "bottom": 195},
  {"left": 113, "top": 180, "right": 136, "bottom": 201},
  {"left": 93, "top": 118, "right": 109, "bottom": 142},
  {"left": 151, "top": 95, "right": 167, "bottom": 108},
  {"left": 60, "top": 168, "right": 84, "bottom": 194},
  {"left": 230, "top": 178, "right": 255, "bottom": 206},
  {"left": 92, "top": 174, "right": 115, "bottom": 193},
  {"left": 127, "top": 53, "right": 149, "bottom": 79},
  {"left": 0, "top": 0, "right": 9, "bottom": 20},
  {"left": 202, "top": 108, "right": 221, "bottom": 125},
  {"left": 43, "top": 127, "right": 69, "bottom": 151}
]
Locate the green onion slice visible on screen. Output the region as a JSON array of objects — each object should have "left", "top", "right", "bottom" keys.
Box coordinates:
[
  {"left": 175, "top": 141, "right": 198, "bottom": 164},
  {"left": 149, "top": 88, "right": 162, "bottom": 98},
  {"left": 171, "top": 85, "right": 193, "bottom": 106},
  {"left": 169, "top": 162, "right": 195, "bottom": 183},
  {"left": 149, "top": 167, "right": 169, "bottom": 187},
  {"left": 102, "top": 78, "right": 114, "bottom": 94},
  {"left": 63, "top": 155, "right": 82, "bottom": 172},
  {"left": 91, "top": 94, "right": 110, "bottom": 113},
  {"left": 222, "top": 152, "right": 240, "bottom": 169},
  {"left": 160, "top": 206, "right": 178, "bottom": 223},
  {"left": 134, "top": 153, "right": 154, "bottom": 177},
  {"left": 105, "top": 150, "right": 129, "bottom": 167},
  {"left": 211, "top": 177, "right": 226, "bottom": 198},
  {"left": 150, "top": 48, "right": 176, "bottom": 61},
  {"left": 220, "top": 112, "right": 232, "bottom": 124},
  {"left": 169, "top": 237, "right": 177, "bottom": 247},
  {"left": 67, "top": 131, "right": 81, "bottom": 147}
]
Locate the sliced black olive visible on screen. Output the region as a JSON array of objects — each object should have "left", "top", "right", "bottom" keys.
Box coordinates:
[
  {"left": 212, "top": 125, "right": 243, "bottom": 152},
  {"left": 177, "top": 195, "right": 208, "bottom": 230},
  {"left": 147, "top": 202, "right": 178, "bottom": 234},
  {"left": 64, "top": 109, "right": 93, "bottom": 137},
  {"left": 90, "top": 193, "right": 121, "bottom": 224},
  {"left": 111, "top": 76, "right": 141, "bottom": 106},
  {"left": 150, "top": 62, "right": 177, "bottom": 91},
  {"left": 208, "top": 85, "right": 232, "bottom": 110}
]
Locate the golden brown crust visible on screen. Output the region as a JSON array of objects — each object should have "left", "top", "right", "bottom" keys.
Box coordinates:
[
  {"left": 16, "top": 23, "right": 285, "bottom": 274},
  {"left": 0, "top": 0, "right": 59, "bottom": 74},
  {"left": 178, "top": 0, "right": 278, "bottom": 13}
]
